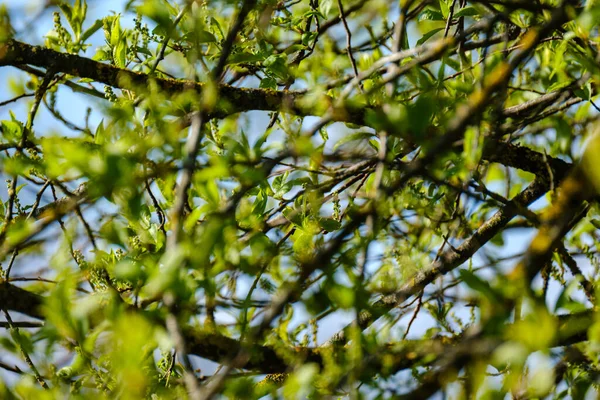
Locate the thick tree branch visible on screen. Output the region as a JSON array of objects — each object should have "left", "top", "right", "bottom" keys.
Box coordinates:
[
  {"left": 484, "top": 139, "right": 571, "bottom": 187},
  {"left": 1, "top": 279, "right": 595, "bottom": 379},
  {"left": 0, "top": 37, "right": 583, "bottom": 143},
  {"left": 0, "top": 39, "right": 366, "bottom": 123},
  {"left": 0, "top": 282, "right": 44, "bottom": 319}
]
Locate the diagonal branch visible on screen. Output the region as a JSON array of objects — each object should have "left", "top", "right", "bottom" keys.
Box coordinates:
[
  {"left": 329, "top": 177, "right": 554, "bottom": 344},
  {"left": 509, "top": 168, "right": 593, "bottom": 286}
]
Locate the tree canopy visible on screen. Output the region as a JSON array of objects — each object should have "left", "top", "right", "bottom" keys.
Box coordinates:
[{"left": 1, "top": 0, "right": 600, "bottom": 398}]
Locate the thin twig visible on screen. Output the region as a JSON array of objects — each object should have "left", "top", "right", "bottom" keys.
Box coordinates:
[
  {"left": 403, "top": 294, "right": 423, "bottom": 339},
  {"left": 0, "top": 92, "right": 34, "bottom": 107},
  {"left": 149, "top": 3, "right": 191, "bottom": 75},
  {"left": 0, "top": 321, "right": 43, "bottom": 328},
  {"left": 337, "top": 0, "right": 361, "bottom": 90},
  {"left": 2, "top": 310, "right": 48, "bottom": 389},
  {"left": 145, "top": 180, "right": 167, "bottom": 236}
]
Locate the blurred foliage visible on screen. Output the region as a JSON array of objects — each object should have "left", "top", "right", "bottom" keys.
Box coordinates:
[{"left": 0, "top": 0, "right": 600, "bottom": 398}]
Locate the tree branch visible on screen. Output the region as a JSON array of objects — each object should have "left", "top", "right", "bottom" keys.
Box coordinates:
[
  {"left": 0, "top": 282, "right": 44, "bottom": 319},
  {"left": 329, "top": 178, "right": 553, "bottom": 344},
  {"left": 0, "top": 39, "right": 365, "bottom": 123}
]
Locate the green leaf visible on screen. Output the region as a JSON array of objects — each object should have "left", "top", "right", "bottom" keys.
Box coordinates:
[
  {"left": 110, "top": 15, "right": 121, "bottom": 48},
  {"left": 15, "top": 183, "right": 26, "bottom": 195},
  {"left": 490, "top": 231, "right": 504, "bottom": 246},
  {"left": 228, "top": 52, "right": 264, "bottom": 64},
  {"left": 463, "top": 126, "right": 480, "bottom": 169},
  {"left": 320, "top": 0, "right": 334, "bottom": 18},
  {"left": 408, "top": 95, "right": 435, "bottom": 137},
  {"left": 196, "top": 30, "right": 217, "bottom": 43},
  {"left": 138, "top": 0, "right": 173, "bottom": 33},
  {"left": 318, "top": 218, "right": 341, "bottom": 232},
  {"left": 272, "top": 171, "right": 289, "bottom": 191},
  {"left": 574, "top": 82, "right": 592, "bottom": 100},
  {"left": 417, "top": 28, "right": 444, "bottom": 46},
  {"left": 252, "top": 190, "right": 268, "bottom": 216},
  {"left": 113, "top": 40, "right": 127, "bottom": 68},
  {"left": 209, "top": 17, "right": 225, "bottom": 40},
  {"left": 554, "top": 280, "right": 588, "bottom": 313},
  {"left": 454, "top": 7, "right": 478, "bottom": 18},
  {"left": 276, "top": 304, "right": 294, "bottom": 344},
  {"left": 292, "top": 230, "right": 315, "bottom": 261},
  {"left": 581, "top": 130, "right": 600, "bottom": 194},
  {"left": 80, "top": 19, "right": 103, "bottom": 43},
  {"left": 94, "top": 119, "right": 106, "bottom": 145},
  {"left": 283, "top": 207, "right": 304, "bottom": 228},
  {"left": 459, "top": 269, "right": 502, "bottom": 303},
  {"left": 328, "top": 285, "right": 355, "bottom": 309},
  {"left": 546, "top": 80, "right": 570, "bottom": 92},
  {"left": 333, "top": 131, "right": 375, "bottom": 151},
  {"left": 439, "top": 0, "right": 450, "bottom": 18},
  {"left": 93, "top": 47, "right": 111, "bottom": 61},
  {"left": 58, "top": 4, "right": 73, "bottom": 27},
  {"left": 419, "top": 8, "right": 444, "bottom": 21},
  {"left": 0, "top": 119, "right": 23, "bottom": 141},
  {"left": 260, "top": 77, "right": 277, "bottom": 90},
  {"left": 263, "top": 54, "right": 290, "bottom": 81}
]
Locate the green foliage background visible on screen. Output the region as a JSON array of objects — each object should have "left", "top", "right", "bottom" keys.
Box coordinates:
[{"left": 0, "top": 0, "right": 600, "bottom": 398}]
